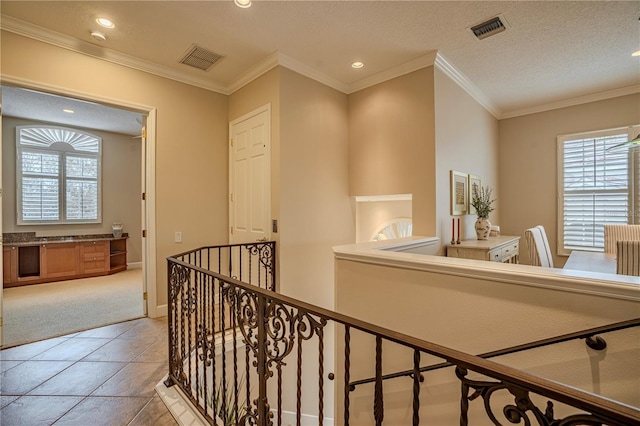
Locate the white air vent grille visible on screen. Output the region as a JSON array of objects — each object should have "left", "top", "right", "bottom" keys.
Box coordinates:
[
  {"left": 469, "top": 15, "right": 507, "bottom": 40},
  {"left": 179, "top": 45, "right": 224, "bottom": 71}
]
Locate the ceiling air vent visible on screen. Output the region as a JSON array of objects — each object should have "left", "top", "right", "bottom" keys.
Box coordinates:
[
  {"left": 469, "top": 15, "right": 508, "bottom": 40},
  {"left": 178, "top": 45, "right": 224, "bottom": 71}
]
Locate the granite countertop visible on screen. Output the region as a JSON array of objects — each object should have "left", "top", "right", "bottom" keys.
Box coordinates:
[{"left": 3, "top": 232, "right": 129, "bottom": 246}]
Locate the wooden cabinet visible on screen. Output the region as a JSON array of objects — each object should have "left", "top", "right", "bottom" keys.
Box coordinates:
[
  {"left": 41, "top": 242, "right": 80, "bottom": 279},
  {"left": 3, "top": 237, "right": 128, "bottom": 288},
  {"left": 80, "top": 241, "right": 109, "bottom": 274},
  {"left": 3, "top": 246, "right": 17, "bottom": 284},
  {"left": 109, "top": 238, "right": 127, "bottom": 274},
  {"left": 447, "top": 235, "right": 520, "bottom": 263}
]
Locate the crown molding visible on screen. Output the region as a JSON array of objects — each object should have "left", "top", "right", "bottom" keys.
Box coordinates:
[
  {"left": 347, "top": 52, "right": 439, "bottom": 94},
  {"left": 227, "top": 52, "right": 349, "bottom": 94},
  {"left": 226, "top": 52, "right": 280, "bottom": 94},
  {"left": 500, "top": 84, "right": 640, "bottom": 119},
  {"left": 434, "top": 53, "right": 501, "bottom": 119},
  {"left": 278, "top": 53, "right": 349, "bottom": 93},
  {"left": 0, "top": 15, "right": 229, "bottom": 95}
]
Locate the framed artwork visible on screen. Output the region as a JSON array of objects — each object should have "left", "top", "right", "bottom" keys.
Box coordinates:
[
  {"left": 468, "top": 175, "right": 481, "bottom": 215},
  {"left": 450, "top": 170, "right": 468, "bottom": 216}
]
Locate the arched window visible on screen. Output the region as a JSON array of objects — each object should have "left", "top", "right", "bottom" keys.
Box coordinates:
[
  {"left": 371, "top": 218, "right": 413, "bottom": 241},
  {"left": 17, "top": 125, "right": 102, "bottom": 224}
]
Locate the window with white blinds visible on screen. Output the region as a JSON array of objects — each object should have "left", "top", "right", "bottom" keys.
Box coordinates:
[
  {"left": 557, "top": 127, "right": 639, "bottom": 254},
  {"left": 17, "top": 126, "right": 102, "bottom": 224}
]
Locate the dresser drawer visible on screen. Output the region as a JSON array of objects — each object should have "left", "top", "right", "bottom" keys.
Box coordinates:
[{"left": 501, "top": 241, "right": 519, "bottom": 259}]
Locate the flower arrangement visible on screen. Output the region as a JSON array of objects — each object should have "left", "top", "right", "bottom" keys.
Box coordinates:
[{"left": 471, "top": 185, "right": 495, "bottom": 219}]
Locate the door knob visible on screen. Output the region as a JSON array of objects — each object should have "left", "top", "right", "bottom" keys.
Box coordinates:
[{"left": 256, "top": 237, "right": 267, "bottom": 242}]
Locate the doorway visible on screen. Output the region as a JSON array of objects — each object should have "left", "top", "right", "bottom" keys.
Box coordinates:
[{"left": 0, "top": 83, "right": 157, "bottom": 347}]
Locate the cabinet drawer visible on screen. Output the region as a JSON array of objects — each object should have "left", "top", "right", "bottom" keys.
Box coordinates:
[
  {"left": 501, "top": 241, "right": 519, "bottom": 259},
  {"left": 489, "top": 248, "right": 502, "bottom": 262},
  {"left": 81, "top": 241, "right": 108, "bottom": 254},
  {"left": 80, "top": 241, "right": 109, "bottom": 274}
]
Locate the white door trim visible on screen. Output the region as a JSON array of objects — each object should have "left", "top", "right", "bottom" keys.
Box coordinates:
[{"left": 0, "top": 75, "right": 159, "bottom": 317}]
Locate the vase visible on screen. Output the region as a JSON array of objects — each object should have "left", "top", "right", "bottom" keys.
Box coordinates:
[
  {"left": 112, "top": 223, "right": 123, "bottom": 238},
  {"left": 475, "top": 217, "right": 491, "bottom": 240}
]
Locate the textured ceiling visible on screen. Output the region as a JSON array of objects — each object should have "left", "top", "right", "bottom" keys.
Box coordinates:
[{"left": 1, "top": 1, "right": 639, "bottom": 132}]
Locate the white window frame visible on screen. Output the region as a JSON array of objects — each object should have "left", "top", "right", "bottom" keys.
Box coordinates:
[
  {"left": 557, "top": 125, "right": 639, "bottom": 256},
  {"left": 16, "top": 125, "right": 102, "bottom": 225}
]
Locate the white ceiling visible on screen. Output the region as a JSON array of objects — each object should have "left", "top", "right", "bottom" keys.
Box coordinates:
[{"left": 1, "top": 1, "right": 639, "bottom": 132}]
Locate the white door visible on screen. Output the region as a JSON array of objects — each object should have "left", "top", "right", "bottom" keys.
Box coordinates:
[{"left": 229, "top": 105, "right": 271, "bottom": 244}]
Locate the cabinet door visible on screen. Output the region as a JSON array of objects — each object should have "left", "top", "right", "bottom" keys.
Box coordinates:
[
  {"left": 41, "top": 243, "right": 80, "bottom": 279},
  {"left": 3, "top": 246, "right": 17, "bottom": 284},
  {"left": 80, "top": 241, "right": 109, "bottom": 274}
]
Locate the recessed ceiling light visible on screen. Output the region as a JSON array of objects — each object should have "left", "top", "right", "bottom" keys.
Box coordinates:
[
  {"left": 351, "top": 61, "right": 364, "bottom": 69},
  {"left": 90, "top": 31, "right": 107, "bottom": 41},
  {"left": 96, "top": 18, "right": 115, "bottom": 28},
  {"left": 234, "top": 0, "right": 251, "bottom": 8},
  {"left": 633, "top": 49, "right": 640, "bottom": 57},
  {"left": 63, "top": 109, "right": 75, "bottom": 114}
]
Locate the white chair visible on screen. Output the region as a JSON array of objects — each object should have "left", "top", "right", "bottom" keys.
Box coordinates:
[
  {"left": 616, "top": 240, "right": 640, "bottom": 276},
  {"left": 525, "top": 225, "right": 554, "bottom": 267},
  {"left": 604, "top": 224, "right": 640, "bottom": 254}
]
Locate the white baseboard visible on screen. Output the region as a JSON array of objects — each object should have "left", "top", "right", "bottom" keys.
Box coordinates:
[
  {"left": 127, "top": 261, "right": 143, "bottom": 269},
  {"left": 156, "top": 376, "right": 209, "bottom": 426},
  {"left": 279, "top": 410, "right": 334, "bottom": 426},
  {"left": 157, "top": 377, "right": 334, "bottom": 426}
]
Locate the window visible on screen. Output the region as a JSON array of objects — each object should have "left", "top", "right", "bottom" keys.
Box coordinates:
[
  {"left": 17, "top": 126, "right": 102, "bottom": 224},
  {"left": 557, "top": 126, "right": 639, "bottom": 255},
  {"left": 371, "top": 218, "right": 413, "bottom": 241}
]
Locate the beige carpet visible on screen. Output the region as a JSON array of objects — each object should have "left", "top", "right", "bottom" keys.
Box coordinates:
[{"left": 2, "top": 268, "right": 144, "bottom": 348}]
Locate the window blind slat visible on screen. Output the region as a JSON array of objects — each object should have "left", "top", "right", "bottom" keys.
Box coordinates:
[{"left": 561, "top": 132, "right": 636, "bottom": 251}]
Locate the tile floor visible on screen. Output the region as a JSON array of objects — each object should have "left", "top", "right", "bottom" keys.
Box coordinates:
[{"left": 0, "top": 317, "right": 178, "bottom": 426}]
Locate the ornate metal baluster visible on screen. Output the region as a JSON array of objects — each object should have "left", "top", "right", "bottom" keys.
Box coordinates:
[
  {"left": 232, "top": 298, "right": 239, "bottom": 426},
  {"left": 412, "top": 349, "right": 420, "bottom": 426},
  {"left": 296, "top": 320, "right": 303, "bottom": 426},
  {"left": 256, "top": 293, "right": 268, "bottom": 425},
  {"left": 374, "top": 336, "right": 384, "bottom": 426},
  {"left": 318, "top": 327, "right": 324, "bottom": 426},
  {"left": 344, "top": 325, "right": 351, "bottom": 426}
]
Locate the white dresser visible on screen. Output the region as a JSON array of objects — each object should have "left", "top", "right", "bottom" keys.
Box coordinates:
[{"left": 446, "top": 235, "right": 520, "bottom": 263}]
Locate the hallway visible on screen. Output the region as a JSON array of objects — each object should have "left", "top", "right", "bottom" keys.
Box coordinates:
[{"left": 0, "top": 317, "right": 176, "bottom": 425}]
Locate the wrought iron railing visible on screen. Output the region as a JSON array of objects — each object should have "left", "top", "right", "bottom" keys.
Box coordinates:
[{"left": 165, "top": 244, "right": 640, "bottom": 425}]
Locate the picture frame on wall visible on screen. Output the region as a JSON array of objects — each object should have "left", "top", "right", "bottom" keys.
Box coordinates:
[
  {"left": 450, "top": 170, "right": 468, "bottom": 216},
  {"left": 468, "top": 174, "right": 481, "bottom": 215}
]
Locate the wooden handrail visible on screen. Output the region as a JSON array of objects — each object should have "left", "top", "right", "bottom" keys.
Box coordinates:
[{"left": 167, "top": 251, "right": 640, "bottom": 425}]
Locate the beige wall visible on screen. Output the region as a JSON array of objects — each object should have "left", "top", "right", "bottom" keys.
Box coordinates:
[
  {"left": 434, "top": 68, "right": 499, "bottom": 250},
  {"left": 279, "top": 67, "right": 352, "bottom": 307},
  {"left": 499, "top": 94, "right": 640, "bottom": 266},
  {"left": 1, "top": 31, "right": 229, "bottom": 309},
  {"left": 335, "top": 257, "right": 639, "bottom": 424},
  {"left": 348, "top": 68, "right": 436, "bottom": 237},
  {"left": 2, "top": 117, "right": 143, "bottom": 263}
]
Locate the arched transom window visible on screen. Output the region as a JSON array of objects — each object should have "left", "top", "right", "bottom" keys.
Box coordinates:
[{"left": 17, "top": 126, "right": 102, "bottom": 224}]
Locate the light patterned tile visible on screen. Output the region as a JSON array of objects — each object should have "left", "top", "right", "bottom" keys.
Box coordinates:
[
  {"left": 0, "top": 337, "right": 69, "bottom": 361},
  {"left": 91, "top": 362, "right": 167, "bottom": 397},
  {"left": 133, "top": 338, "right": 168, "bottom": 363},
  {"left": 28, "top": 361, "right": 126, "bottom": 396},
  {"left": 81, "top": 337, "right": 159, "bottom": 362},
  {"left": 30, "top": 337, "right": 110, "bottom": 361},
  {"left": 53, "top": 396, "right": 149, "bottom": 426},
  {"left": 1, "top": 360, "right": 73, "bottom": 395},
  {"left": 129, "top": 394, "right": 178, "bottom": 426},
  {"left": 74, "top": 320, "right": 139, "bottom": 339},
  {"left": 0, "top": 395, "right": 82, "bottom": 425}
]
